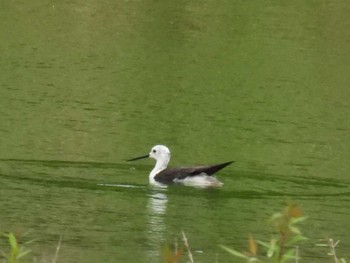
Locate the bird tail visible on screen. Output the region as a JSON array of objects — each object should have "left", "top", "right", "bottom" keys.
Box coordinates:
[{"left": 204, "top": 161, "right": 234, "bottom": 175}]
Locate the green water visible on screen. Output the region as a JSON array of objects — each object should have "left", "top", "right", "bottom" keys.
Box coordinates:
[{"left": 1, "top": 1, "right": 350, "bottom": 262}]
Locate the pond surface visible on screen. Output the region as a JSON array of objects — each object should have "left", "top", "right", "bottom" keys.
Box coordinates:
[{"left": 1, "top": 0, "right": 350, "bottom": 262}]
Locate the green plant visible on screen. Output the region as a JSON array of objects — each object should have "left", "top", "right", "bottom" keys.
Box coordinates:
[
  {"left": 220, "top": 202, "right": 307, "bottom": 263},
  {"left": 162, "top": 231, "right": 194, "bottom": 263},
  {"left": 162, "top": 243, "right": 184, "bottom": 263},
  {"left": 316, "top": 238, "right": 347, "bottom": 263},
  {"left": 0, "top": 232, "right": 32, "bottom": 263}
]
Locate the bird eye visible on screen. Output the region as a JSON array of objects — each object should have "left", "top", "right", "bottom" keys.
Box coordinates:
[{"left": 152, "top": 149, "right": 157, "bottom": 153}]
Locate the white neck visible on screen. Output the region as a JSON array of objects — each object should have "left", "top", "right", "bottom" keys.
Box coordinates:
[{"left": 149, "top": 156, "right": 170, "bottom": 181}]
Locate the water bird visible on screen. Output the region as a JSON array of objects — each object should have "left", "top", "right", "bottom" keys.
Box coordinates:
[{"left": 127, "top": 145, "right": 233, "bottom": 187}]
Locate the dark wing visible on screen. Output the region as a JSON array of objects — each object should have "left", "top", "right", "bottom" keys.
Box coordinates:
[
  {"left": 188, "top": 161, "right": 234, "bottom": 176},
  {"left": 154, "top": 161, "right": 234, "bottom": 184}
]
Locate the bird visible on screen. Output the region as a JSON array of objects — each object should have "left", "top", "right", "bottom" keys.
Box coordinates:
[{"left": 127, "top": 145, "right": 233, "bottom": 187}]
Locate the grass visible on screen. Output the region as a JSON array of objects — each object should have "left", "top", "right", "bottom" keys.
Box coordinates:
[
  {"left": 162, "top": 231, "right": 194, "bottom": 263},
  {"left": 162, "top": 202, "right": 348, "bottom": 263},
  {"left": 316, "top": 238, "right": 347, "bottom": 263},
  {"left": 219, "top": 202, "right": 347, "bottom": 263},
  {"left": 1, "top": 202, "right": 348, "bottom": 263},
  {"left": 0, "top": 232, "right": 61, "bottom": 263},
  {"left": 0, "top": 231, "right": 32, "bottom": 263},
  {"left": 220, "top": 201, "right": 307, "bottom": 263}
]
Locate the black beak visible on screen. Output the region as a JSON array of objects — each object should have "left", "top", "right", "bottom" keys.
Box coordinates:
[{"left": 126, "top": 154, "right": 149, "bottom": 162}]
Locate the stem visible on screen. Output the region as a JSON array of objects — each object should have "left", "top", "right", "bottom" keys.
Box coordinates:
[
  {"left": 277, "top": 231, "right": 288, "bottom": 263},
  {"left": 328, "top": 239, "right": 340, "bottom": 263},
  {"left": 52, "top": 236, "right": 62, "bottom": 263},
  {"left": 182, "top": 231, "right": 194, "bottom": 263},
  {"left": 295, "top": 246, "right": 299, "bottom": 263}
]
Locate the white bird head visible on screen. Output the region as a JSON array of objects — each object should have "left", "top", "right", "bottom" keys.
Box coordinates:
[
  {"left": 127, "top": 145, "right": 172, "bottom": 180},
  {"left": 127, "top": 145, "right": 171, "bottom": 166},
  {"left": 149, "top": 145, "right": 171, "bottom": 162}
]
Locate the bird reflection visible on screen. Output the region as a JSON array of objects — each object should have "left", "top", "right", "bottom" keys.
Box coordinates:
[{"left": 146, "top": 189, "right": 168, "bottom": 259}]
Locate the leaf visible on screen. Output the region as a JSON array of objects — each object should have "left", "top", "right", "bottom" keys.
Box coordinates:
[
  {"left": 315, "top": 243, "right": 328, "bottom": 247},
  {"left": 256, "top": 240, "right": 270, "bottom": 249},
  {"left": 8, "top": 233, "right": 18, "bottom": 250},
  {"left": 267, "top": 239, "right": 277, "bottom": 258},
  {"left": 162, "top": 244, "right": 184, "bottom": 263},
  {"left": 286, "top": 235, "right": 307, "bottom": 246},
  {"left": 18, "top": 248, "right": 31, "bottom": 259},
  {"left": 290, "top": 216, "right": 307, "bottom": 225},
  {"left": 270, "top": 212, "right": 283, "bottom": 222},
  {"left": 280, "top": 249, "right": 296, "bottom": 263},
  {"left": 248, "top": 234, "right": 258, "bottom": 256},
  {"left": 219, "top": 245, "right": 250, "bottom": 259},
  {"left": 1, "top": 250, "right": 8, "bottom": 259},
  {"left": 289, "top": 226, "right": 301, "bottom": 235},
  {"left": 25, "top": 238, "right": 38, "bottom": 245}
]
